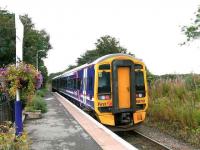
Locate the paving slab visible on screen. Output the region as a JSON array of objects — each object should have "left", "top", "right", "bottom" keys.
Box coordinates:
[{"left": 25, "top": 93, "right": 101, "bottom": 150}]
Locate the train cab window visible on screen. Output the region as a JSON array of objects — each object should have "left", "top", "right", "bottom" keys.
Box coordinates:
[
  {"left": 98, "top": 72, "right": 111, "bottom": 94},
  {"left": 135, "top": 71, "right": 145, "bottom": 97},
  {"left": 135, "top": 64, "right": 143, "bottom": 69},
  {"left": 99, "top": 64, "right": 110, "bottom": 70}
]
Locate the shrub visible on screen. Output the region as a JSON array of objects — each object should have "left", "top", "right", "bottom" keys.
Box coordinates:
[
  {"left": 36, "top": 88, "right": 48, "bottom": 97},
  {"left": 27, "top": 95, "right": 47, "bottom": 113},
  {"left": 32, "top": 96, "right": 47, "bottom": 113}
]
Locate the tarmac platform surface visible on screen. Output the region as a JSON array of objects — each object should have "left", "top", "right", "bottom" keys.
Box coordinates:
[
  {"left": 25, "top": 92, "right": 137, "bottom": 150},
  {"left": 25, "top": 93, "right": 101, "bottom": 150}
]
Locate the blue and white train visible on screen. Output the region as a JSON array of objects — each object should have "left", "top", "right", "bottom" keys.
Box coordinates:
[{"left": 52, "top": 54, "right": 148, "bottom": 129}]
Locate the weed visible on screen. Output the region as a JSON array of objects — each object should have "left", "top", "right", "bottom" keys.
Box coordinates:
[{"left": 148, "top": 74, "right": 200, "bottom": 147}]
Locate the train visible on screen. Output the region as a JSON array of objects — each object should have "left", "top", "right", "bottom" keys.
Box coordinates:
[{"left": 52, "top": 53, "right": 148, "bottom": 130}]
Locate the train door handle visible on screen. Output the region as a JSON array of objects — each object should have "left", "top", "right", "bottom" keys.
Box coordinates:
[{"left": 127, "top": 87, "right": 130, "bottom": 92}]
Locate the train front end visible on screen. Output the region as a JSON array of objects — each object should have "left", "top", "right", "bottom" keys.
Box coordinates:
[{"left": 94, "top": 55, "right": 148, "bottom": 129}]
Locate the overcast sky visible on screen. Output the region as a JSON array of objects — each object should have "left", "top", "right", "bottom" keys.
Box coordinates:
[{"left": 1, "top": 0, "right": 200, "bottom": 75}]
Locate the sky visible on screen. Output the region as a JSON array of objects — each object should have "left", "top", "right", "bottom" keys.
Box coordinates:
[{"left": 1, "top": 0, "right": 200, "bottom": 75}]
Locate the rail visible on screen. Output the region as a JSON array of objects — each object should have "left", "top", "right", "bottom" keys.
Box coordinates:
[{"left": 133, "top": 130, "right": 172, "bottom": 150}]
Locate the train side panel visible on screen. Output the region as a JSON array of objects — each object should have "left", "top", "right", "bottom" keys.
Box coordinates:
[{"left": 52, "top": 65, "right": 95, "bottom": 111}]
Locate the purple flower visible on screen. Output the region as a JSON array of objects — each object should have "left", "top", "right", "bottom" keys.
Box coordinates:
[
  {"left": 36, "top": 72, "right": 43, "bottom": 89},
  {"left": 0, "top": 68, "right": 6, "bottom": 76}
]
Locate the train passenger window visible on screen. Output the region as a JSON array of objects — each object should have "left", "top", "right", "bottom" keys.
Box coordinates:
[
  {"left": 98, "top": 72, "right": 111, "bottom": 94},
  {"left": 89, "top": 77, "right": 93, "bottom": 91},
  {"left": 99, "top": 64, "right": 110, "bottom": 70},
  {"left": 77, "top": 79, "right": 81, "bottom": 90},
  {"left": 74, "top": 79, "right": 76, "bottom": 89},
  {"left": 65, "top": 78, "right": 67, "bottom": 88}
]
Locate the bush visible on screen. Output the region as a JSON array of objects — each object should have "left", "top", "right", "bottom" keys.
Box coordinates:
[
  {"left": 26, "top": 95, "right": 47, "bottom": 113},
  {"left": 36, "top": 88, "right": 48, "bottom": 97}
]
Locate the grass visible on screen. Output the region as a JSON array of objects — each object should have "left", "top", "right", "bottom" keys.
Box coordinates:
[{"left": 147, "top": 74, "right": 200, "bottom": 147}]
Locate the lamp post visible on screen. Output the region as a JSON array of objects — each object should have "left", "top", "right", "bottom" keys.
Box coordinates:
[{"left": 36, "top": 50, "right": 43, "bottom": 71}]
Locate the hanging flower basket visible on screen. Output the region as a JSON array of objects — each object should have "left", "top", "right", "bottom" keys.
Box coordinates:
[
  {"left": 19, "top": 78, "right": 29, "bottom": 89},
  {"left": 3, "top": 63, "right": 43, "bottom": 102}
]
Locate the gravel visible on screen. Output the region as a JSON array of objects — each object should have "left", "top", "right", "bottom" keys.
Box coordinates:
[{"left": 135, "top": 125, "right": 199, "bottom": 150}]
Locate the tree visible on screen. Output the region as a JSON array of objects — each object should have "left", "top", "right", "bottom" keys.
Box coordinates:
[
  {"left": 0, "top": 9, "right": 52, "bottom": 85},
  {"left": 77, "top": 50, "right": 98, "bottom": 65},
  {"left": 182, "top": 6, "right": 200, "bottom": 43},
  {"left": 95, "top": 35, "right": 127, "bottom": 55},
  {"left": 0, "top": 10, "right": 15, "bottom": 66},
  {"left": 77, "top": 35, "right": 133, "bottom": 66},
  {"left": 49, "top": 35, "right": 136, "bottom": 80}
]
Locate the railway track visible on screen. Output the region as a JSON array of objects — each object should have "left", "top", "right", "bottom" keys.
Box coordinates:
[{"left": 116, "top": 130, "right": 172, "bottom": 150}]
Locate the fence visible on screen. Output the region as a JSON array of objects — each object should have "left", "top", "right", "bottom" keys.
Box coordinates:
[{"left": 0, "top": 94, "right": 13, "bottom": 122}]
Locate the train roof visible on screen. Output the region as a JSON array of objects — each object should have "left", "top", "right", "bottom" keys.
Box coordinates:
[
  {"left": 53, "top": 53, "right": 142, "bottom": 79},
  {"left": 91, "top": 53, "right": 141, "bottom": 64}
]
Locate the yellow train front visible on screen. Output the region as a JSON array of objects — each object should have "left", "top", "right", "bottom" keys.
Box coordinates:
[
  {"left": 52, "top": 54, "right": 148, "bottom": 130},
  {"left": 93, "top": 54, "right": 148, "bottom": 129}
]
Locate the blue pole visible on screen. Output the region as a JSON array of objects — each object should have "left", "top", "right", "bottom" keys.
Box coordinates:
[
  {"left": 15, "top": 14, "right": 24, "bottom": 136},
  {"left": 15, "top": 100, "right": 23, "bottom": 135}
]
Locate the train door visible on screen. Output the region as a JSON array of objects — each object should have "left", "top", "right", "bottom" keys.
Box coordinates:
[
  {"left": 118, "top": 67, "right": 130, "bottom": 109},
  {"left": 83, "top": 68, "right": 87, "bottom": 105},
  {"left": 112, "top": 60, "right": 136, "bottom": 114}
]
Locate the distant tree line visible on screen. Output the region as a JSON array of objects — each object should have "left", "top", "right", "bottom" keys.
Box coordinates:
[
  {"left": 49, "top": 35, "right": 136, "bottom": 80},
  {"left": 0, "top": 9, "right": 52, "bottom": 85}
]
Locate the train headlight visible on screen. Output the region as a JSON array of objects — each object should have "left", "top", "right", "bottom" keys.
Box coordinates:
[
  {"left": 136, "top": 93, "right": 144, "bottom": 98},
  {"left": 98, "top": 95, "right": 111, "bottom": 100}
]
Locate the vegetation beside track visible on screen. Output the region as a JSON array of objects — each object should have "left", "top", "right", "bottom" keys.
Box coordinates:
[
  {"left": 25, "top": 88, "right": 48, "bottom": 113},
  {"left": 147, "top": 74, "right": 200, "bottom": 147}
]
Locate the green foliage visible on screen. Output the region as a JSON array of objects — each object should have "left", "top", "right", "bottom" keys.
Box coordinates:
[
  {"left": 0, "top": 9, "right": 51, "bottom": 86},
  {"left": 36, "top": 88, "right": 48, "bottom": 97},
  {"left": 182, "top": 6, "right": 200, "bottom": 42},
  {"left": 24, "top": 106, "right": 38, "bottom": 112},
  {"left": 5, "top": 63, "right": 40, "bottom": 101},
  {"left": 0, "top": 10, "right": 15, "bottom": 66},
  {"left": 76, "top": 35, "right": 132, "bottom": 66},
  {"left": 49, "top": 35, "right": 135, "bottom": 80},
  {"left": 27, "top": 95, "right": 47, "bottom": 113},
  {"left": 148, "top": 74, "right": 200, "bottom": 146},
  {"left": 0, "top": 122, "right": 29, "bottom": 150}
]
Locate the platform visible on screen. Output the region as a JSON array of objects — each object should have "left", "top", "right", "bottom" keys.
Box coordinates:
[{"left": 25, "top": 92, "right": 137, "bottom": 150}]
